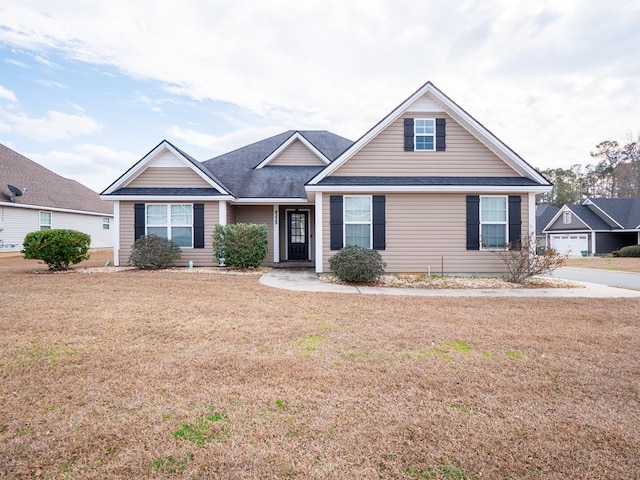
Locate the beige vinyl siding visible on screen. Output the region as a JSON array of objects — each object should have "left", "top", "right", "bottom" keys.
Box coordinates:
[
  {"left": 234, "top": 205, "right": 274, "bottom": 264},
  {"left": 269, "top": 139, "right": 326, "bottom": 166},
  {"left": 322, "top": 193, "right": 529, "bottom": 273},
  {"left": 118, "top": 201, "right": 219, "bottom": 266},
  {"left": 226, "top": 204, "right": 236, "bottom": 224},
  {"left": 128, "top": 167, "right": 212, "bottom": 188},
  {"left": 332, "top": 112, "right": 518, "bottom": 177}
]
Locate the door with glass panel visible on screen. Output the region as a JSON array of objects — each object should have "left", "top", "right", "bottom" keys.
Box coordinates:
[{"left": 287, "top": 211, "right": 308, "bottom": 260}]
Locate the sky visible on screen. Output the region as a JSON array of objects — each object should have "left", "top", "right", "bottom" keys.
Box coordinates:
[{"left": 0, "top": 0, "right": 639, "bottom": 192}]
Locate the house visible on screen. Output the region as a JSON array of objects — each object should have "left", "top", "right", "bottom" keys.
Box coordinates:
[
  {"left": 543, "top": 197, "right": 640, "bottom": 256},
  {"left": 101, "top": 81, "right": 552, "bottom": 273},
  {"left": 0, "top": 144, "right": 113, "bottom": 254}
]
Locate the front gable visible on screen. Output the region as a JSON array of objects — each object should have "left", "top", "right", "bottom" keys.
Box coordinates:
[
  {"left": 308, "top": 82, "right": 550, "bottom": 189},
  {"left": 545, "top": 206, "right": 590, "bottom": 231},
  {"left": 255, "top": 132, "right": 330, "bottom": 168},
  {"left": 101, "top": 140, "right": 231, "bottom": 197}
]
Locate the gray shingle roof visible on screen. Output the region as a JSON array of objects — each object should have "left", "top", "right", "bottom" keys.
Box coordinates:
[
  {"left": 0, "top": 143, "right": 112, "bottom": 214},
  {"left": 588, "top": 197, "right": 640, "bottom": 229},
  {"left": 535, "top": 204, "right": 560, "bottom": 234},
  {"left": 566, "top": 204, "right": 612, "bottom": 230},
  {"left": 201, "top": 131, "right": 353, "bottom": 198},
  {"left": 317, "top": 176, "right": 542, "bottom": 186},
  {"left": 109, "top": 187, "right": 224, "bottom": 196}
]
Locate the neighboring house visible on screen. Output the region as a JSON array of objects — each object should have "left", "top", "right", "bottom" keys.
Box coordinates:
[
  {"left": 101, "top": 81, "right": 552, "bottom": 273},
  {"left": 0, "top": 144, "right": 114, "bottom": 253},
  {"left": 543, "top": 197, "right": 640, "bottom": 256},
  {"left": 535, "top": 203, "right": 560, "bottom": 249}
]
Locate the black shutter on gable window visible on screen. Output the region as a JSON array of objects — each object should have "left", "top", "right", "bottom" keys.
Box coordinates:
[
  {"left": 330, "top": 196, "right": 343, "bottom": 250},
  {"left": 436, "top": 118, "right": 446, "bottom": 151},
  {"left": 466, "top": 195, "right": 480, "bottom": 250},
  {"left": 508, "top": 195, "right": 522, "bottom": 249},
  {"left": 193, "top": 203, "right": 205, "bottom": 248},
  {"left": 404, "top": 118, "right": 414, "bottom": 151},
  {"left": 134, "top": 203, "right": 145, "bottom": 240},
  {"left": 372, "top": 195, "right": 386, "bottom": 250}
]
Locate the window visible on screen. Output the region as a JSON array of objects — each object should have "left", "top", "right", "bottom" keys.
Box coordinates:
[
  {"left": 39, "top": 211, "right": 52, "bottom": 230},
  {"left": 344, "top": 196, "right": 372, "bottom": 248},
  {"left": 146, "top": 204, "right": 193, "bottom": 248},
  {"left": 414, "top": 118, "right": 435, "bottom": 151},
  {"left": 103, "top": 217, "right": 111, "bottom": 230},
  {"left": 563, "top": 211, "right": 572, "bottom": 224},
  {"left": 480, "top": 196, "right": 507, "bottom": 249}
]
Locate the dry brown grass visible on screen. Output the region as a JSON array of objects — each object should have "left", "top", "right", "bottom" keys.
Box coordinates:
[
  {"left": 566, "top": 256, "right": 640, "bottom": 272},
  {"left": 1, "top": 252, "right": 639, "bottom": 479}
]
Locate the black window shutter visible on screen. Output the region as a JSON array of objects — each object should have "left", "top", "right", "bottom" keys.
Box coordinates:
[
  {"left": 466, "top": 195, "right": 480, "bottom": 250},
  {"left": 134, "top": 203, "right": 145, "bottom": 240},
  {"left": 508, "top": 196, "right": 522, "bottom": 249},
  {"left": 404, "top": 118, "right": 414, "bottom": 151},
  {"left": 372, "top": 195, "right": 386, "bottom": 250},
  {"left": 436, "top": 118, "right": 446, "bottom": 151},
  {"left": 193, "top": 203, "right": 205, "bottom": 248},
  {"left": 330, "top": 196, "right": 343, "bottom": 250}
]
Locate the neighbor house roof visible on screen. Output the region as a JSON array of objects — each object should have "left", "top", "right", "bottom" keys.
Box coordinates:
[
  {"left": 586, "top": 197, "right": 640, "bottom": 229},
  {"left": 202, "top": 130, "right": 352, "bottom": 198},
  {"left": 0, "top": 143, "right": 112, "bottom": 215},
  {"left": 535, "top": 204, "right": 559, "bottom": 235}
]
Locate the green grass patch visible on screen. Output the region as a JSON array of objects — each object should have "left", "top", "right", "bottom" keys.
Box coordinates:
[
  {"left": 173, "top": 410, "right": 230, "bottom": 445},
  {"left": 275, "top": 399, "right": 286, "bottom": 411},
  {"left": 151, "top": 452, "right": 194, "bottom": 475},
  {"left": 296, "top": 335, "right": 323, "bottom": 358},
  {"left": 505, "top": 351, "right": 523, "bottom": 360}
]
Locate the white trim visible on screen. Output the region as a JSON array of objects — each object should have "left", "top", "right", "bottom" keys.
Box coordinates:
[
  {"left": 102, "top": 140, "right": 230, "bottom": 195},
  {"left": 306, "top": 185, "right": 551, "bottom": 194},
  {"left": 343, "top": 195, "right": 373, "bottom": 249},
  {"left": 113, "top": 201, "right": 120, "bottom": 266},
  {"left": 255, "top": 132, "right": 330, "bottom": 168},
  {"left": 315, "top": 192, "right": 323, "bottom": 273},
  {"left": 582, "top": 198, "right": 624, "bottom": 228},
  {"left": 100, "top": 195, "right": 234, "bottom": 202},
  {"left": 284, "top": 208, "right": 311, "bottom": 261},
  {"left": 414, "top": 118, "right": 436, "bottom": 151},
  {"left": 528, "top": 193, "right": 536, "bottom": 240},
  {"left": 232, "top": 197, "right": 309, "bottom": 204},
  {"left": 145, "top": 203, "right": 194, "bottom": 248},
  {"left": 544, "top": 205, "right": 589, "bottom": 232},
  {"left": 592, "top": 231, "right": 597, "bottom": 255},
  {"left": 219, "top": 201, "right": 227, "bottom": 226},
  {"left": 39, "top": 210, "right": 52, "bottom": 230},
  {"left": 563, "top": 211, "right": 572, "bottom": 224},
  {"left": 308, "top": 82, "right": 551, "bottom": 186},
  {"left": 273, "top": 204, "right": 280, "bottom": 263},
  {"left": 479, "top": 195, "right": 508, "bottom": 250},
  {"left": 0, "top": 201, "right": 112, "bottom": 217}
]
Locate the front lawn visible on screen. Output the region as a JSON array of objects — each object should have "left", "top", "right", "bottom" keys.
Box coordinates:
[
  {"left": 0, "top": 254, "right": 638, "bottom": 479},
  {"left": 566, "top": 256, "right": 640, "bottom": 272}
]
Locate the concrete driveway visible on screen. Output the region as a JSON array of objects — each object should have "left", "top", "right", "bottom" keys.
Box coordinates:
[{"left": 551, "top": 267, "right": 640, "bottom": 290}]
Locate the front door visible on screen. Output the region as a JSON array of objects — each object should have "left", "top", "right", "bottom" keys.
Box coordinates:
[{"left": 287, "top": 210, "right": 308, "bottom": 260}]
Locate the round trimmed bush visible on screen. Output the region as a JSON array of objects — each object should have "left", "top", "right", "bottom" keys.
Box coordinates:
[
  {"left": 129, "top": 235, "right": 181, "bottom": 269},
  {"left": 612, "top": 244, "right": 640, "bottom": 257},
  {"left": 329, "top": 246, "right": 386, "bottom": 283},
  {"left": 22, "top": 229, "right": 91, "bottom": 271}
]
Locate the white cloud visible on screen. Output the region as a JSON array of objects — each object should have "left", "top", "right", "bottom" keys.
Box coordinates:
[
  {"left": 0, "top": 0, "right": 638, "bottom": 170},
  {"left": 2, "top": 109, "right": 101, "bottom": 142},
  {"left": 0, "top": 85, "right": 17, "bottom": 102},
  {"left": 28, "top": 144, "right": 138, "bottom": 192}
]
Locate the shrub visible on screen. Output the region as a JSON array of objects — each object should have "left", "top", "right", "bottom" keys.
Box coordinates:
[
  {"left": 129, "top": 235, "right": 181, "bottom": 269},
  {"left": 612, "top": 245, "right": 640, "bottom": 257},
  {"left": 22, "top": 229, "right": 91, "bottom": 271},
  {"left": 490, "top": 234, "right": 567, "bottom": 283},
  {"left": 329, "top": 246, "right": 386, "bottom": 283},
  {"left": 212, "top": 223, "right": 268, "bottom": 268}
]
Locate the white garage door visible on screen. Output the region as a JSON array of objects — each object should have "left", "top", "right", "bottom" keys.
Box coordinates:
[{"left": 550, "top": 234, "right": 588, "bottom": 256}]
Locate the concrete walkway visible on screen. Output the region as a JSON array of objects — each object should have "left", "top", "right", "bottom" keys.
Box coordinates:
[{"left": 259, "top": 268, "right": 640, "bottom": 298}]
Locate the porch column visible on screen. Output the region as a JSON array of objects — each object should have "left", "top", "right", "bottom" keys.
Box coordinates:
[
  {"left": 219, "top": 201, "right": 227, "bottom": 225},
  {"left": 113, "top": 201, "right": 120, "bottom": 266},
  {"left": 528, "top": 193, "right": 536, "bottom": 241},
  {"left": 315, "top": 192, "right": 323, "bottom": 273},
  {"left": 273, "top": 204, "right": 280, "bottom": 263},
  {"left": 591, "top": 232, "right": 596, "bottom": 255}
]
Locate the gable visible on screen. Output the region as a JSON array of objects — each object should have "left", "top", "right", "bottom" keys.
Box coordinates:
[
  {"left": 127, "top": 167, "right": 212, "bottom": 188},
  {"left": 547, "top": 208, "right": 589, "bottom": 230},
  {"left": 268, "top": 139, "right": 327, "bottom": 167},
  {"left": 309, "top": 82, "right": 551, "bottom": 188},
  {"left": 330, "top": 111, "right": 518, "bottom": 177}
]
